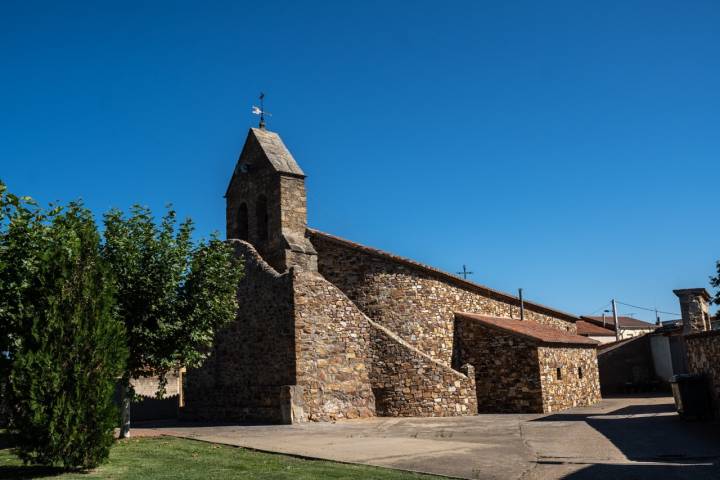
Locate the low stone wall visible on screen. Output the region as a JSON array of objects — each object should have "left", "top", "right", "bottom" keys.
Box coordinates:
[
  {"left": 538, "top": 346, "right": 601, "bottom": 412},
  {"left": 454, "top": 317, "right": 544, "bottom": 413},
  {"left": 131, "top": 370, "right": 181, "bottom": 399},
  {"left": 293, "top": 271, "right": 376, "bottom": 421},
  {"left": 310, "top": 230, "right": 577, "bottom": 367},
  {"left": 369, "top": 320, "right": 477, "bottom": 417},
  {"left": 686, "top": 330, "right": 720, "bottom": 418}
]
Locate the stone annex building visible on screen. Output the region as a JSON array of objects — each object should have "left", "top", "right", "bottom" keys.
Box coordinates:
[{"left": 183, "top": 127, "right": 601, "bottom": 423}]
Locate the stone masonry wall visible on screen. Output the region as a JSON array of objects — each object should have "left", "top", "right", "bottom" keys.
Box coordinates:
[
  {"left": 279, "top": 175, "right": 318, "bottom": 272},
  {"left": 538, "top": 346, "right": 601, "bottom": 413},
  {"left": 310, "top": 230, "right": 577, "bottom": 366},
  {"left": 226, "top": 136, "right": 281, "bottom": 253},
  {"left": 280, "top": 176, "right": 308, "bottom": 235},
  {"left": 686, "top": 330, "right": 720, "bottom": 418},
  {"left": 183, "top": 240, "right": 297, "bottom": 423},
  {"left": 293, "top": 270, "right": 376, "bottom": 421},
  {"left": 454, "top": 317, "right": 544, "bottom": 413},
  {"left": 369, "top": 320, "right": 478, "bottom": 416}
]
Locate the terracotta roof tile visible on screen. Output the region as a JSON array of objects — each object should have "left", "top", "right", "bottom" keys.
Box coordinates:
[
  {"left": 455, "top": 313, "right": 599, "bottom": 347},
  {"left": 576, "top": 320, "right": 616, "bottom": 336}
]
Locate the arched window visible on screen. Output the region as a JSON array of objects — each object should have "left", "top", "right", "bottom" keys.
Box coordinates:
[
  {"left": 256, "top": 195, "right": 268, "bottom": 241},
  {"left": 237, "top": 203, "right": 248, "bottom": 240}
]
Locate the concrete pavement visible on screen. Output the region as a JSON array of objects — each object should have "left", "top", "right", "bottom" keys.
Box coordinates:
[{"left": 143, "top": 395, "right": 720, "bottom": 479}]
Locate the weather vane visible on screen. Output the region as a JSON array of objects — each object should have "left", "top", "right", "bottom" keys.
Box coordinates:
[{"left": 251, "top": 92, "right": 271, "bottom": 129}]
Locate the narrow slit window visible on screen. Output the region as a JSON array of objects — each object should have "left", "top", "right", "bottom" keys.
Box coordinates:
[
  {"left": 556, "top": 367, "right": 562, "bottom": 380},
  {"left": 578, "top": 367, "right": 583, "bottom": 379}
]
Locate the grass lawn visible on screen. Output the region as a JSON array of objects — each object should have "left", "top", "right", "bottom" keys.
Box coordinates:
[{"left": 0, "top": 434, "right": 440, "bottom": 479}]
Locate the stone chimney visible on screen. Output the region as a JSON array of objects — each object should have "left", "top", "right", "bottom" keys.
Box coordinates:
[{"left": 673, "top": 288, "right": 711, "bottom": 334}]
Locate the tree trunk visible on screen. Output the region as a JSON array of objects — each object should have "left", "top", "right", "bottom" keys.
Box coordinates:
[{"left": 119, "top": 381, "right": 131, "bottom": 439}]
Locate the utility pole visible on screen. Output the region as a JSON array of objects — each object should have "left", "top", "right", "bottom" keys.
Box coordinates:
[
  {"left": 519, "top": 288, "right": 525, "bottom": 321},
  {"left": 611, "top": 299, "right": 620, "bottom": 342},
  {"left": 655, "top": 308, "right": 660, "bottom": 326}
]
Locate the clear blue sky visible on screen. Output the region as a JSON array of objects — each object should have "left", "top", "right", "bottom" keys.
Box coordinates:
[{"left": 2, "top": 1, "right": 719, "bottom": 321}]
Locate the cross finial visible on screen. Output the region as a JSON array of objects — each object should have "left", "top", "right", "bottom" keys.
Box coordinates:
[
  {"left": 456, "top": 265, "right": 474, "bottom": 280},
  {"left": 251, "top": 92, "right": 271, "bottom": 129},
  {"left": 258, "top": 92, "right": 265, "bottom": 129}
]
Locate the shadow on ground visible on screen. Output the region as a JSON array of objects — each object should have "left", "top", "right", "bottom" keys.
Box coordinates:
[
  {"left": 533, "top": 397, "right": 720, "bottom": 479},
  {"left": 0, "top": 465, "right": 72, "bottom": 480},
  {"left": 561, "top": 462, "right": 720, "bottom": 479},
  {"left": 0, "top": 433, "right": 79, "bottom": 479},
  {"left": 0, "top": 430, "right": 12, "bottom": 449}
]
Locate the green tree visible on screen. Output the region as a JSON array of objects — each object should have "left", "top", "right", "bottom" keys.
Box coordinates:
[
  {"left": 102, "top": 206, "right": 241, "bottom": 437},
  {"left": 0, "top": 190, "right": 127, "bottom": 469},
  {"left": 711, "top": 262, "right": 720, "bottom": 306}
]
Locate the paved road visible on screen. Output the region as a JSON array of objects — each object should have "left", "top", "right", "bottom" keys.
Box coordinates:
[{"left": 144, "top": 395, "right": 720, "bottom": 479}]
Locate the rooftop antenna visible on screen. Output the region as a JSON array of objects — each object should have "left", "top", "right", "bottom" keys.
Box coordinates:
[
  {"left": 603, "top": 309, "right": 612, "bottom": 328},
  {"left": 251, "top": 92, "right": 271, "bottom": 129}
]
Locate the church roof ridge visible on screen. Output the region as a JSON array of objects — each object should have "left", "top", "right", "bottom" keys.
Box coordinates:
[{"left": 307, "top": 228, "right": 580, "bottom": 323}]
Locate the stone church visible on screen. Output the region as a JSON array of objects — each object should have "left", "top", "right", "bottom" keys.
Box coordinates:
[{"left": 183, "top": 127, "right": 601, "bottom": 423}]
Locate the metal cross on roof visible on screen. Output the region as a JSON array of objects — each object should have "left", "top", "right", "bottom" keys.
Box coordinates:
[
  {"left": 457, "top": 264, "right": 474, "bottom": 280},
  {"left": 251, "top": 92, "right": 271, "bottom": 129}
]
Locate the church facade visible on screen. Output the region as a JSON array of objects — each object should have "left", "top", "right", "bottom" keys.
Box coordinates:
[{"left": 183, "top": 127, "right": 601, "bottom": 423}]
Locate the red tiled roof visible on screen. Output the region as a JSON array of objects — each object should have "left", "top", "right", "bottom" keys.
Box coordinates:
[
  {"left": 581, "top": 316, "right": 658, "bottom": 330},
  {"left": 455, "top": 313, "right": 599, "bottom": 347},
  {"left": 307, "top": 228, "right": 580, "bottom": 323},
  {"left": 576, "top": 320, "right": 616, "bottom": 337}
]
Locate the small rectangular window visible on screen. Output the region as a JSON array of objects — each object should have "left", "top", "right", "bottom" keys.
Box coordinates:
[
  {"left": 556, "top": 367, "right": 562, "bottom": 380},
  {"left": 578, "top": 367, "right": 583, "bottom": 379}
]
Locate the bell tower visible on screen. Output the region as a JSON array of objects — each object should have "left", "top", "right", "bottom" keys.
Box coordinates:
[{"left": 225, "top": 127, "right": 317, "bottom": 272}]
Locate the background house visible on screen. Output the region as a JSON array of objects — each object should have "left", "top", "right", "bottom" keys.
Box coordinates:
[
  {"left": 576, "top": 320, "right": 616, "bottom": 344},
  {"left": 580, "top": 315, "right": 658, "bottom": 340}
]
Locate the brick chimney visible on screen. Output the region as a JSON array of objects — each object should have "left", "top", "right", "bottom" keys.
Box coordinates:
[{"left": 673, "top": 288, "right": 711, "bottom": 334}]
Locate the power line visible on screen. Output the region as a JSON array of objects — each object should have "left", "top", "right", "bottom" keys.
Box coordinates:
[
  {"left": 615, "top": 300, "right": 681, "bottom": 317},
  {"left": 587, "top": 302, "right": 612, "bottom": 316}
]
